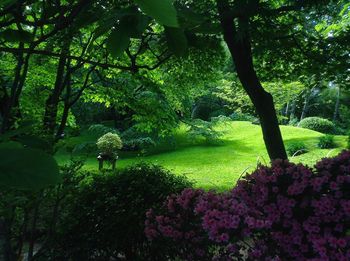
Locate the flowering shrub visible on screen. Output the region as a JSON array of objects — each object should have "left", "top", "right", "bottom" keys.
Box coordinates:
[
  {"left": 146, "top": 150, "right": 350, "bottom": 260},
  {"left": 96, "top": 132, "right": 122, "bottom": 157}
]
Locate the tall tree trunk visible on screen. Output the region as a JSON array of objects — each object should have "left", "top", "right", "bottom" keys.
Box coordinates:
[
  {"left": 300, "top": 89, "right": 311, "bottom": 121},
  {"left": 285, "top": 102, "right": 289, "bottom": 117},
  {"left": 289, "top": 100, "right": 297, "bottom": 120},
  {"left": 43, "top": 40, "right": 71, "bottom": 136},
  {"left": 217, "top": 0, "right": 287, "bottom": 160},
  {"left": 55, "top": 65, "right": 95, "bottom": 139},
  {"left": 333, "top": 86, "right": 340, "bottom": 123},
  {"left": 55, "top": 103, "right": 70, "bottom": 140}
]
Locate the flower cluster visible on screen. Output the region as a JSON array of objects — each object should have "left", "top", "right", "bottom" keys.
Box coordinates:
[{"left": 145, "top": 151, "right": 350, "bottom": 260}]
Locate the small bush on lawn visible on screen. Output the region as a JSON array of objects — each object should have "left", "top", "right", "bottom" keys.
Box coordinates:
[
  {"left": 285, "top": 141, "right": 307, "bottom": 156},
  {"left": 96, "top": 132, "right": 122, "bottom": 158},
  {"left": 318, "top": 134, "right": 336, "bottom": 149},
  {"left": 348, "top": 131, "right": 350, "bottom": 149},
  {"left": 49, "top": 163, "right": 192, "bottom": 260},
  {"left": 146, "top": 151, "right": 350, "bottom": 260},
  {"left": 298, "top": 117, "right": 335, "bottom": 134}
]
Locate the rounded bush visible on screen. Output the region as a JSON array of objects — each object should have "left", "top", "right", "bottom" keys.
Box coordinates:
[
  {"left": 96, "top": 132, "right": 122, "bottom": 157},
  {"left": 298, "top": 117, "right": 335, "bottom": 134},
  {"left": 50, "top": 163, "right": 192, "bottom": 260},
  {"left": 318, "top": 134, "right": 336, "bottom": 149},
  {"left": 285, "top": 140, "right": 307, "bottom": 156}
]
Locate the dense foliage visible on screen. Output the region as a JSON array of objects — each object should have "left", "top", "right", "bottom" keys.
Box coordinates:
[
  {"left": 46, "top": 163, "right": 192, "bottom": 260},
  {"left": 0, "top": 0, "right": 349, "bottom": 260},
  {"left": 96, "top": 132, "right": 122, "bottom": 157},
  {"left": 285, "top": 141, "right": 308, "bottom": 156},
  {"left": 299, "top": 117, "right": 336, "bottom": 134},
  {"left": 318, "top": 135, "right": 336, "bottom": 149},
  {"left": 146, "top": 150, "right": 350, "bottom": 260}
]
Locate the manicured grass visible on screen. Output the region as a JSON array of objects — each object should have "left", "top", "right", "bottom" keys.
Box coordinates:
[{"left": 56, "top": 121, "right": 347, "bottom": 191}]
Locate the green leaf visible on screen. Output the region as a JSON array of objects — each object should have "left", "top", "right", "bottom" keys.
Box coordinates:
[
  {"left": 0, "top": 29, "right": 34, "bottom": 43},
  {"left": 0, "top": 148, "right": 60, "bottom": 190},
  {"left": 165, "top": 27, "right": 188, "bottom": 56},
  {"left": 106, "top": 26, "right": 131, "bottom": 58},
  {"left": 127, "top": 14, "right": 151, "bottom": 38},
  {"left": 134, "top": 0, "right": 179, "bottom": 27}
]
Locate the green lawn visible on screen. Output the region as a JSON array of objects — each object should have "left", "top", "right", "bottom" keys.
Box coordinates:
[{"left": 56, "top": 121, "right": 347, "bottom": 191}]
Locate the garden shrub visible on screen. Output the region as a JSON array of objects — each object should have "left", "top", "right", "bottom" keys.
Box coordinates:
[
  {"left": 146, "top": 151, "right": 350, "bottom": 260},
  {"left": 285, "top": 140, "right": 307, "bottom": 156},
  {"left": 49, "top": 163, "right": 192, "bottom": 260},
  {"left": 298, "top": 117, "right": 335, "bottom": 134},
  {"left": 318, "top": 134, "right": 336, "bottom": 149},
  {"left": 96, "top": 132, "right": 122, "bottom": 157},
  {"left": 348, "top": 132, "right": 350, "bottom": 149}
]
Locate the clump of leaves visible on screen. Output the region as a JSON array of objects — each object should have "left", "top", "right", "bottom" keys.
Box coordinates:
[
  {"left": 298, "top": 117, "right": 335, "bottom": 134},
  {"left": 285, "top": 141, "right": 308, "bottom": 156},
  {"left": 186, "top": 118, "right": 225, "bottom": 144},
  {"left": 318, "top": 134, "right": 335, "bottom": 149},
  {"left": 96, "top": 132, "right": 122, "bottom": 157}
]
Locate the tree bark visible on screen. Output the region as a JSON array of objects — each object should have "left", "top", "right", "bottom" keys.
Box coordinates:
[
  {"left": 300, "top": 89, "right": 311, "bottom": 121},
  {"left": 217, "top": 0, "right": 287, "bottom": 160},
  {"left": 333, "top": 86, "right": 340, "bottom": 123},
  {"left": 55, "top": 65, "right": 96, "bottom": 139},
  {"left": 43, "top": 40, "right": 71, "bottom": 136}
]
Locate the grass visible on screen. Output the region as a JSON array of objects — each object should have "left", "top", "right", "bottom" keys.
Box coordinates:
[{"left": 56, "top": 121, "right": 347, "bottom": 191}]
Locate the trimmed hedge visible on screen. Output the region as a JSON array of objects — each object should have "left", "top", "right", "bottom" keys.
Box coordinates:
[{"left": 298, "top": 117, "right": 335, "bottom": 134}]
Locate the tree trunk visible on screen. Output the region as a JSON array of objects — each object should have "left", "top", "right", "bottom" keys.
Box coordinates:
[
  {"left": 285, "top": 102, "right": 289, "bottom": 117},
  {"left": 333, "top": 86, "right": 340, "bottom": 123},
  {"left": 300, "top": 90, "right": 310, "bottom": 121},
  {"left": 217, "top": 0, "right": 287, "bottom": 160},
  {"left": 43, "top": 42, "right": 70, "bottom": 136},
  {"left": 289, "top": 100, "right": 297, "bottom": 120},
  {"left": 55, "top": 76, "right": 72, "bottom": 140}
]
